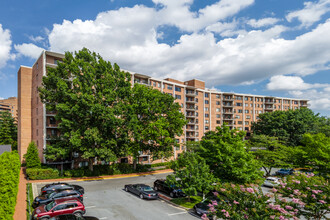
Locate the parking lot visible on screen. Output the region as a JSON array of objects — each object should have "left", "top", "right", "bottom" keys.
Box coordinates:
[{"left": 35, "top": 173, "right": 198, "bottom": 220}]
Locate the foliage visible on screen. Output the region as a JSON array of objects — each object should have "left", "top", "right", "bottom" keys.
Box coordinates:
[
  {"left": 185, "top": 140, "right": 201, "bottom": 153},
  {"left": 198, "top": 126, "right": 263, "bottom": 183},
  {"left": 0, "top": 111, "right": 17, "bottom": 151},
  {"left": 299, "top": 133, "right": 330, "bottom": 175},
  {"left": 150, "top": 161, "right": 172, "bottom": 168},
  {"left": 276, "top": 173, "right": 330, "bottom": 220},
  {"left": 26, "top": 168, "right": 59, "bottom": 180},
  {"left": 249, "top": 135, "right": 290, "bottom": 176},
  {"left": 39, "top": 48, "right": 132, "bottom": 171},
  {"left": 124, "top": 83, "right": 186, "bottom": 168},
  {"left": 24, "top": 141, "right": 41, "bottom": 168},
  {"left": 251, "top": 108, "right": 328, "bottom": 146},
  {"left": 171, "top": 196, "right": 203, "bottom": 209},
  {"left": 167, "top": 152, "right": 216, "bottom": 200},
  {"left": 205, "top": 183, "right": 299, "bottom": 220},
  {"left": 0, "top": 151, "right": 21, "bottom": 219},
  {"left": 26, "top": 183, "right": 33, "bottom": 220}
]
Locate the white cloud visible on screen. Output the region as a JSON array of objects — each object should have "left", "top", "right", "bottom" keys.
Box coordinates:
[
  {"left": 247, "top": 17, "right": 280, "bottom": 28},
  {"left": 266, "top": 75, "right": 329, "bottom": 91},
  {"left": 14, "top": 43, "right": 45, "bottom": 59},
  {"left": 28, "top": 35, "right": 45, "bottom": 43},
  {"left": 0, "top": 97, "right": 4, "bottom": 100},
  {"left": 0, "top": 24, "right": 12, "bottom": 69},
  {"left": 286, "top": 0, "right": 330, "bottom": 27}
]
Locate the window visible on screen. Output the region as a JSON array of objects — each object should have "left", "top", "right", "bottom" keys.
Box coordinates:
[
  {"left": 36, "top": 119, "right": 38, "bottom": 126},
  {"left": 181, "top": 146, "right": 185, "bottom": 150},
  {"left": 205, "top": 114, "right": 209, "bottom": 118},
  {"left": 245, "top": 121, "right": 249, "bottom": 125},
  {"left": 175, "top": 95, "right": 181, "bottom": 100},
  {"left": 181, "top": 103, "right": 184, "bottom": 108},
  {"left": 238, "top": 109, "right": 243, "bottom": 113},
  {"left": 260, "top": 98, "right": 263, "bottom": 102},
  {"left": 153, "top": 82, "right": 156, "bottom": 87},
  {"left": 238, "top": 121, "right": 243, "bottom": 125},
  {"left": 216, "top": 108, "right": 220, "bottom": 112},
  {"left": 205, "top": 100, "right": 209, "bottom": 104},
  {"left": 158, "top": 82, "right": 161, "bottom": 88},
  {"left": 235, "top": 115, "right": 240, "bottom": 119},
  {"left": 205, "top": 107, "right": 209, "bottom": 111},
  {"left": 236, "top": 96, "right": 242, "bottom": 100},
  {"left": 246, "top": 115, "right": 251, "bottom": 119},
  {"left": 244, "top": 97, "right": 248, "bottom": 101},
  {"left": 176, "top": 139, "right": 179, "bottom": 143},
  {"left": 162, "top": 84, "right": 165, "bottom": 89},
  {"left": 216, "top": 120, "right": 221, "bottom": 124},
  {"left": 245, "top": 103, "right": 248, "bottom": 107},
  {"left": 236, "top": 103, "right": 242, "bottom": 106},
  {"left": 245, "top": 110, "right": 249, "bottom": 113},
  {"left": 205, "top": 126, "right": 209, "bottom": 130},
  {"left": 250, "top": 97, "right": 253, "bottom": 101},
  {"left": 294, "top": 101, "right": 298, "bottom": 104},
  {"left": 259, "top": 110, "right": 262, "bottom": 113},
  {"left": 196, "top": 112, "right": 198, "bottom": 116},
  {"left": 216, "top": 94, "right": 220, "bottom": 98},
  {"left": 216, "top": 101, "right": 220, "bottom": 105},
  {"left": 167, "top": 85, "right": 173, "bottom": 90},
  {"left": 205, "top": 120, "right": 209, "bottom": 124},
  {"left": 205, "top": 93, "right": 209, "bottom": 98},
  {"left": 49, "top": 117, "right": 56, "bottom": 124},
  {"left": 250, "top": 104, "right": 253, "bottom": 107},
  {"left": 216, "top": 114, "right": 220, "bottom": 118},
  {"left": 175, "top": 87, "right": 182, "bottom": 92}
]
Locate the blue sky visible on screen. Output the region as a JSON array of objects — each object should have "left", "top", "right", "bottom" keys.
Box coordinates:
[{"left": 0, "top": 0, "right": 329, "bottom": 116}]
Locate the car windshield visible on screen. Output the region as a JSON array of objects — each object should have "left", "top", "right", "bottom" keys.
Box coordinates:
[
  {"left": 45, "top": 201, "right": 56, "bottom": 212},
  {"left": 267, "top": 178, "right": 275, "bottom": 182},
  {"left": 143, "top": 186, "right": 154, "bottom": 192},
  {"left": 47, "top": 192, "right": 56, "bottom": 199}
]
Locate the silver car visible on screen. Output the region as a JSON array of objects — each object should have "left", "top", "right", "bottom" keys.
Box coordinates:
[{"left": 263, "top": 177, "right": 280, "bottom": 187}]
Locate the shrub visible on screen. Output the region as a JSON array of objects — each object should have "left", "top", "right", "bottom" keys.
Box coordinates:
[
  {"left": 0, "top": 152, "right": 21, "bottom": 219},
  {"left": 26, "top": 168, "right": 59, "bottom": 180},
  {"left": 151, "top": 161, "right": 172, "bottom": 168},
  {"left": 24, "top": 141, "right": 41, "bottom": 168}
]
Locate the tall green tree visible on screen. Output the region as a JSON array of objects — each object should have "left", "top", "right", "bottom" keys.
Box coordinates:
[
  {"left": 198, "top": 126, "right": 263, "bottom": 183},
  {"left": 248, "top": 135, "right": 290, "bottom": 176},
  {"left": 166, "top": 152, "right": 216, "bottom": 201},
  {"left": 252, "top": 108, "right": 327, "bottom": 146},
  {"left": 39, "top": 48, "right": 132, "bottom": 171},
  {"left": 124, "top": 83, "right": 186, "bottom": 169},
  {"left": 0, "top": 111, "right": 17, "bottom": 151},
  {"left": 24, "top": 141, "right": 41, "bottom": 168}
]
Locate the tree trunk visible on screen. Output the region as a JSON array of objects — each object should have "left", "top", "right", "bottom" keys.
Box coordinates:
[
  {"left": 88, "top": 158, "right": 94, "bottom": 172},
  {"left": 133, "top": 157, "right": 137, "bottom": 170},
  {"left": 202, "top": 192, "right": 205, "bottom": 200}
]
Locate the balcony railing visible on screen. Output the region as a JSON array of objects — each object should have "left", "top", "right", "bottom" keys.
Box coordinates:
[
  {"left": 223, "top": 111, "right": 234, "bottom": 114},
  {"left": 186, "top": 99, "right": 197, "bottom": 103},
  {"left": 185, "top": 91, "right": 197, "bottom": 97},
  {"left": 187, "top": 120, "right": 196, "bottom": 125}
]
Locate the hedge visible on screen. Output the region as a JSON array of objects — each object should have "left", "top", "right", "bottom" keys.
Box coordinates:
[
  {"left": 26, "top": 168, "right": 59, "bottom": 180},
  {"left": 150, "top": 161, "right": 172, "bottom": 168},
  {"left": 0, "top": 151, "right": 21, "bottom": 219}
]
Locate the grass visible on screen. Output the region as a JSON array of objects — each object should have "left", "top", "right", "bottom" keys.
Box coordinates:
[
  {"left": 171, "top": 195, "right": 203, "bottom": 209},
  {"left": 26, "top": 183, "right": 34, "bottom": 220}
]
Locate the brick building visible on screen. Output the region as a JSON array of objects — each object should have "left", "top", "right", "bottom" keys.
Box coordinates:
[
  {"left": 17, "top": 51, "right": 309, "bottom": 164},
  {"left": 0, "top": 97, "right": 17, "bottom": 118}
]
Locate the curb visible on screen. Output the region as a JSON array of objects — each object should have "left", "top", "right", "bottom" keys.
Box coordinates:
[
  {"left": 158, "top": 194, "right": 191, "bottom": 211},
  {"left": 28, "top": 169, "right": 173, "bottom": 184}
]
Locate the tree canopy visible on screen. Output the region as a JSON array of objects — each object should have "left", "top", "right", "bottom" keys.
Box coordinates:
[
  {"left": 0, "top": 111, "right": 17, "bottom": 151},
  {"left": 198, "top": 126, "right": 263, "bottom": 184},
  {"left": 251, "top": 108, "right": 328, "bottom": 146},
  {"left": 24, "top": 141, "right": 41, "bottom": 168}
]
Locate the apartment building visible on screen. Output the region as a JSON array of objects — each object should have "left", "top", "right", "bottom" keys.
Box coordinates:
[
  {"left": 17, "top": 51, "right": 309, "bottom": 164},
  {"left": 0, "top": 97, "right": 17, "bottom": 118}
]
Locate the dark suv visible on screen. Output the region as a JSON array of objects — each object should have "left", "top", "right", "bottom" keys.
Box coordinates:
[
  {"left": 41, "top": 183, "right": 84, "bottom": 195},
  {"left": 32, "top": 198, "right": 85, "bottom": 219},
  {"left": 153, "top": 179, "right": 185, "bottom": 198},
  {"left": 33, "top": 190, "right": 83, "bottom": 208}
]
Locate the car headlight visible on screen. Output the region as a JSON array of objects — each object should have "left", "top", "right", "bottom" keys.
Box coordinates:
[{"left": 34, "top": 214, "right": 37, "bottom": 219}]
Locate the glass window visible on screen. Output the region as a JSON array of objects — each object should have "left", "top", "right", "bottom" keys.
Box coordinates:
[
  {"left": 175, "top": 95, "right": 181, "bottom": 100},
  {"left": 205, "top": 120, "right": 209, "bottom": 124},
  {"left": 216, "top": 94, "right": 220, "bottom": 98},
  {"left": 205, "top": 114, "right": 209, "bottom": 118},
  {"left": 205, "top": 126, "right": 209, "bottom": 130},
  {"left": 205, "top": 107, "right": 209, "bottom": 111},
  {"left": 216, "top": 114, "right": 220, "bottom": 118},
  {"left": 205, "top": 100, "right": 209, "bottom": 104},
  {"left": 167, "top": 85, "right": 173, "bottom": 90},
  {"left": 205, "top": 93, "right": 209, "bottom": 98},
  {"left": 216, "top": 101, "right": 220, "bottom": 105},
  {"left": 175, "top": 87, "right": 181, "bottom": 92},
  {"left": 216, "top": 120, "right": 221, "bottom": 124}
]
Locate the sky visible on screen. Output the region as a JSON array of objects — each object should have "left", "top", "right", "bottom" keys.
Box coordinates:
[{"left": 0, "top": 0, "right": 329, "bottom": 116}]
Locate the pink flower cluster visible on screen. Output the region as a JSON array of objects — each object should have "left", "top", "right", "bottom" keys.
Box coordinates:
[
  {"left": 221, "top": 209, "right": 230, "bottom": 218},
  {"left": 312, "top": 190, "right": 323, "bottom": 194}
]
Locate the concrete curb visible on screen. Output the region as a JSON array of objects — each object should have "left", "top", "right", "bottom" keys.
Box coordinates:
[
  {"left": 158, "top": 194, "right": 191, "bottom": 211},
  {"left": 28, "top": 169, "right": 173, "bottom": 184}
]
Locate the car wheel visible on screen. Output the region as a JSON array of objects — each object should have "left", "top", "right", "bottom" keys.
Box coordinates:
[
  {"left": 74, "top": 212, "right": 83, "bottom": 217},
  {"left": 154, "top": 186, "right": 158, "bottom": 191},
  {"left": 125, "top": 187, "right": 129, "bottom": 192},
  {"left": 170, "top": 192, "right": 174, "bottom": 198},
  {"left": 139, "top": 194, "right": 144, "bottom": 199}
]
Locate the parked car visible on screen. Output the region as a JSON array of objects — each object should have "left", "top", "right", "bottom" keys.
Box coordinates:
[
  {"left": 153, "top": 179, "right": 185, "bottom": 198},
  {"left": 263, "top": 177, "right": 280, "bottom": 188},
  {"left": 275, "top": 168, "right": 294, "bottom": 176},
  {"left": 194, "top": 198, "right": 218, "bottom": 216},
  {"left": 124, "top": 184, "right": 158, "bottom": 199},
  {"left": 41, "top": 183, "right": 84, "bottom": 195},
  {"left": 33, "top": 190, "right": 83, "bottom": 208},
  {"left": 32, "top": 198, "right": 85, "bottom": 220},
  {"left": 50, "top": 214, "right": 99, "bottom": 220}
]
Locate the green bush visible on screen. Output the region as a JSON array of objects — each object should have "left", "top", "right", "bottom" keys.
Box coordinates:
[
  {"left": 26, "top": 168, "right": 59, "bottom": 180},
  {"left": 150, "top": 161, "right": 172, "bottom": 168},
  {"left": 0, "top": 151, "right": 21, "bottom": 219},
  {"left": 24, "top": 141, "right": 41, "bottom": 168}
]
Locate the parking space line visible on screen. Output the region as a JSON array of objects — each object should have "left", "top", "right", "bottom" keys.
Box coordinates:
[
  {"left": 168, "top": 211, "right": 187, "bottom": 216},
  {"left": 85, "top": 206, "right": 96, "bottom": 209}
]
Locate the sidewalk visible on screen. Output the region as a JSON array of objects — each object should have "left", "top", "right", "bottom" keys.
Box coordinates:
[{"left": 14, "top": 167, "right": 27, "bottom": 220}]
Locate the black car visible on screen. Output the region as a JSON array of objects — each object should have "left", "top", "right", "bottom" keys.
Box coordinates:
[
  {"left": 50, "top": 214, "right": 99, "bottom": 220},
  {"left": 33, "top": 190, "right": 83, "bottom": 208},
  {"left": 153, "top": 179, "right": 185, "bottom": 198},
  {"left": 275, "top": 168, "right": 294, "bottom": 176},
  {"left": 124, "top": 184, "right": 158, "bottom": 200},
  {"left": 194, "top": 198, "right": 219, "bottom": 216},
  {"left": 41, "top": 182, "right": 85, "bottom": 195}
]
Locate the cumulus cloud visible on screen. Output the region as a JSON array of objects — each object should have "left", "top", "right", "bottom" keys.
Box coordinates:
[
  {"left": 28, "top": 35, "right": 45, "bottom": 43},
  {"left": 266, "top": 75, "right": 329, "bottom": 91},
  {"left": 286, "top": 0, "right": 330, "bottom": 27},
  {"left": 14, "top": 43, "right": 45, "bottom": 59},
  {"left": 247, "top": 17, "right": 280, "bottom": 28},
  {"left": 0, "top": 24, "right": 12, "bottom": 69}
]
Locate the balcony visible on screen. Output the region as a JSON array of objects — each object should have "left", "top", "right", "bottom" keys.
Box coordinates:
[
  {"left": 223, "top": 111, "right": 234, "bottom": 114},
  {"left": 186, "top": 99, "right": 197, "bottom": 104},
  {"left": 300, "top": 102, "right": 308, "bottom": 107},
  {"left": 46, "top": 135, "right": 60, "bottom": 140},
  {"left": 185, "top": 91, "right": 197, "bottom": 97},
  {"left": 46, "top": 124, "right": 58, "bottom": 128},
  {"left": 223, "top": 97, "right": 234, "bottom": 101},
  {"left": 186, "top": 106, "right": 197, "bottom": 111},
  {"left": 46, "top": 111, "right": 56, "bottom": 116},
  {"left": 187, "top": 120, "right": 196, "bottom": 125},
  {"left": 223, "top": 118, "right": 234, "bottom": 121},
  {"left": 265, "top": 100, "right": 275, "bottom": 104},
  {"left": 186, "top": 113, "right": 196, "bottom": 118},
  {"left": 222, "top": 103, "right": 233, "bottom": 107}
]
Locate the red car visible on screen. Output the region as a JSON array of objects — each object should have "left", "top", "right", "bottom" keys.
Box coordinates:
[{"left": 32, "top": 198, "right": 85, "bottom": 220}]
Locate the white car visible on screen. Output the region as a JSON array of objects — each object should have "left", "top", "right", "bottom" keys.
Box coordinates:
[{"left": 263, "top": 177, "right": 280, "bottom": 188}]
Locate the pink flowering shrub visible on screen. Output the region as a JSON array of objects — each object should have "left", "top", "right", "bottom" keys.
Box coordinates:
[
  {"left": 276, "top": 173, "right": 329, "bottom": 220},
  {"left": 209, "top": 183, "right": 297, "bottom": 220}
]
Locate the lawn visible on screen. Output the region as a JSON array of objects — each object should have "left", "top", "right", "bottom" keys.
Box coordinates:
[{"left": 171, "top": 195, "right": 203, "bottom": 209}]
